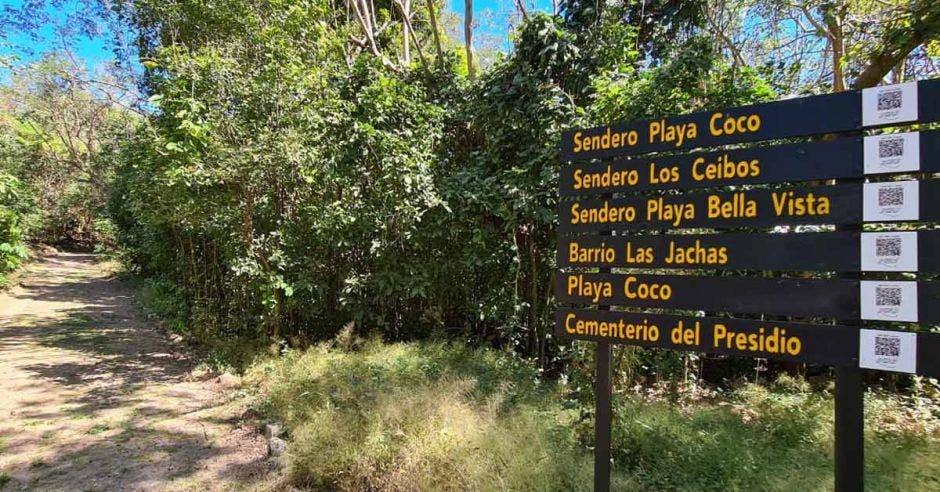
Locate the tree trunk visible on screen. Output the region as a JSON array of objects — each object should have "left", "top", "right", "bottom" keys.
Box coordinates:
[
  {"left": 402, "top": 0, "right": 411, "bottom": 64},
  {"left": 852, "top": 0, "right": 940, "bottom": 89},
  {"left": 824, "top": 5, "right": 846, "bottom": 91},
  {"left": 464, "top": 0, "right": 475, "bottom": 79},
  {"left": 426, "top": 0, "right": 445, "bottom": 63}
]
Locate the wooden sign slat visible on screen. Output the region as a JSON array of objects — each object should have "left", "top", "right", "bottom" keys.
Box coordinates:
[
  {"left": 557, "top": 230, "right": 940, "bottom": 272},
  {"left": 559, "top": 180, "right": 940, "bottom": 233},
  {"left": 561, "top": 79, "right": 939, "bottom": 161},
  {"left": 554, "top": 272, "right": 940, "bottom": 322},
  {"left": 559, "top": 130, "right": 939, "bottom": 196},
  {"left": 556, "top": 309, "right": 940, "bottom": 377}
]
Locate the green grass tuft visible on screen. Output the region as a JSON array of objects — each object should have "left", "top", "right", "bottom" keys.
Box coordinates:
[
  {"left": 245, "top": 343, "right": 940, "bottom": 491},
  {"left": 246, "top": 339, "right": 623, "bottom": 491},
  {"left": 605, "top": 381, "right": 940, "bottom": 491}
]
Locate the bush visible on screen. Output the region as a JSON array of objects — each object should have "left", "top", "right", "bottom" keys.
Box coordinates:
[{"left": 0, "top": 173, "right": 31, "bottom": 283}]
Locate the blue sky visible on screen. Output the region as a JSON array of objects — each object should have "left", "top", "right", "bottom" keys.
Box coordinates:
[
  {"left": 449, "top": 0, "right": 554, "bottom": 44},
  {"left": 0, "top": 0, "right": 117, "bottom": 72},
  {"left": 1, "top": 0, "right": 553, "bottom": 77}
]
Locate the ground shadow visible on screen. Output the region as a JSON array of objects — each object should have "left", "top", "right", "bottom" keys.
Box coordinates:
[{"left": 0, "top": 254, "right": 273, "bottom": 490}]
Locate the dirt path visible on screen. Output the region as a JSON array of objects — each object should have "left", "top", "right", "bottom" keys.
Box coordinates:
[{"left": 0, "top": 253, "right": 270, "bottom": 491}]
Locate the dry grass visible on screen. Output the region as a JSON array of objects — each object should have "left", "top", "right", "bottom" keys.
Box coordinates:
[{"left": 244, "top": 340, "right": 620, "bottom": 491}]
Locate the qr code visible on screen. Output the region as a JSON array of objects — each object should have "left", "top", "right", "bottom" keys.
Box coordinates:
[
  {"left": 878, "top": 137, "right": 905, "bottom": 158},
  {"left": 878, "top": 89, "right": 903, "bottom": 111},
  {"left": 875, "top": 236, "right": 902, "bottom": 257},
  {"left": 876, "top": 286, "right": 902, "bottom": 306},
  {"left": 878, "top": 185, "right": 904, "bottom": 207},
  {"left": 874, "top": 334, "right": 901, "bottom": 357}
]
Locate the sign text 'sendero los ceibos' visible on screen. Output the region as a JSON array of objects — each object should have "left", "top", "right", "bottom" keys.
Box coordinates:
[{"left": 560, "top": 130, "right": 940, "bottom": 195}]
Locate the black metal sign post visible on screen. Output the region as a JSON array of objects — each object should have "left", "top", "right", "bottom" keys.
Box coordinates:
[
  {"left": 835, "top": 362, "right": 865, "bottom": 491},
  {"left": 594, "top": 340, "right": 612, "bottom": 492},
  {"left": 594, "top": 205, "right": 613, "bottom": 492},
  {"left": 557, "top": 80, "right": 940, "bottom": 491},
  {"left": 834, "top": 172, "right": 864, "bottom": 492}
]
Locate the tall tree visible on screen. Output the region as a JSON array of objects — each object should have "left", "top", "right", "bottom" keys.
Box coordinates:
[
  {"left": 426, "top": 0, "right": 445, "bottom": 63},
  {"left": 851, "top": 0, "right": 940, "bottom": 88},
  {"left": 2, "top": 55, "right": 137, "bottom": 239},
  {"left": 707, "top": 0, "right": 940, "bottom": 92},
  {"left": 464, "top": 0, "right": 475, "bottom": 79}
]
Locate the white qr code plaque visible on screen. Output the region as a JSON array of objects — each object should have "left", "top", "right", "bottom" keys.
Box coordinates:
[
  {"left": 862, "top": 181, "right": 919, "bottom": 221},
  {"left": 860, "top": 280, "right": 918, "bottom": 322},
  {"left": 863, "top": 132, "right": 920, "bottom": 174},
  {"left": 859, "top": 329, "right": 916, "bottom": 374},
  {"left": 860, "top": 231, "right": 917, "bottom": 271},
  {"left": 862, "top": 82, "right": 918, "bottom": 127}
]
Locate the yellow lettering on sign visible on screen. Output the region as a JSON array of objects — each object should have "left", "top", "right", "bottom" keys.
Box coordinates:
[
  {"left": 624, "top": 276, "right": 672, "bottom": 301},
  {"left": 573, "top": 165, "right": 639, "bottom": 190},
  {"left": 570, "top": 202, "right": 637, "bottom": 225},
  {"left": 568, "top": 241, "right": 616, "bottom": 264},
  {"left": 648, "top": 162, "right": 680, "bottom": 184},
  {"left": 571, "top": 128, "right": 638, "bottom": 154},
  {"left": 709, "top": 112, "right": 762, "bottom": 137},
  {"left": 563, "top": 312, "right": 661, "bottom": 342},
  {"left": 664, "top": 240, "right": 728, "bottom": 265},
  {"left": 647, "top": 197, "right": 695, "bottom": 227},
  {"left": 566, "top": 274, "right": 612, "bottom": 303},
  {"left": 707, "top": 193, "right": 757, "bottom": 219},
  {"left": 691, "top": 155, "right": 760, "bottom": 181},
  {"left": 670, "top": 320, "right": 701, "bottom": 347},
  {"left": 625, "top": 242, "right": 654, "bottom": 264},
  {"left": 712, "top": 324, "right": 802, "bottom": 355},
  {"left": 771, "top": 191, "right": 831, "bottom": 216},
  {"left": 649, "top": 120, "right": 698, "bottom": 148}
]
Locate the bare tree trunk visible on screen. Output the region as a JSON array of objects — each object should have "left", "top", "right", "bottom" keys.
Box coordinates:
[
  {"left": 402, "top": 0, "right": 411, "bottom": 64},
  {"left": 892, "top": 59, "right": 905, "bottom": 84},
  {"left": 348, "top": 0, "right": 398, "bottom": 70},
  {"left": 396, "top": 0, "right": 432, "bottom": 75},
  {"left": 826, "top": 7, "right": 846, "bottom": 91},
  {"left": 464, "top": 0, "right": 475, "bottom": 79},
  {"left": 426, "top": 0, "right": 445, "bottom": 63}
]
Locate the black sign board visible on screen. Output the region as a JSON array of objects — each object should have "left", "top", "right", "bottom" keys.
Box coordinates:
[
  {"left": 561, "top": 79, "right": 940, "bottom": 161},
  {"left": 560, "top": 130, "right": 940, "bottom": 195},
  {"left": 559, "top": 180, "right": 940, "bottom": 233},
  {"left": 557, "top": 230, "right": 940, "bottom": 272},
  {"left": 555, "top": 272, "right": 940, "bottom": 322},
  {"left": 556, "top": 309, "right": 940, "bottom": 378},
  {"left": 556, "top": 80, "right": 940, "bottom": 492}
]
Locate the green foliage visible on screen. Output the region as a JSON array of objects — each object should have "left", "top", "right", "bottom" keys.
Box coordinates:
[
  {"left": 598, "top": 381, "right": 940, "bottom": 491},
  {"left": 0, "top": 171, "right": 31, "bottom": 283},
  {"left": 136, "top": 277, "right": 190, "bottom": 334},
  {"left": 592, "top": 37, "right": 776, "bottom": 123},
  {"left": 0, "top": 54, "right": 136, "bottom": 248},
  {"left": 105, "top": 2, "right": 780, "bottom": 389}
]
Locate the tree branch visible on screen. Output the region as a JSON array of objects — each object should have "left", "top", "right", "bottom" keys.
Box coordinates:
[{"left": 852, "top": 2, "right": 940, "bottom": 88}]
